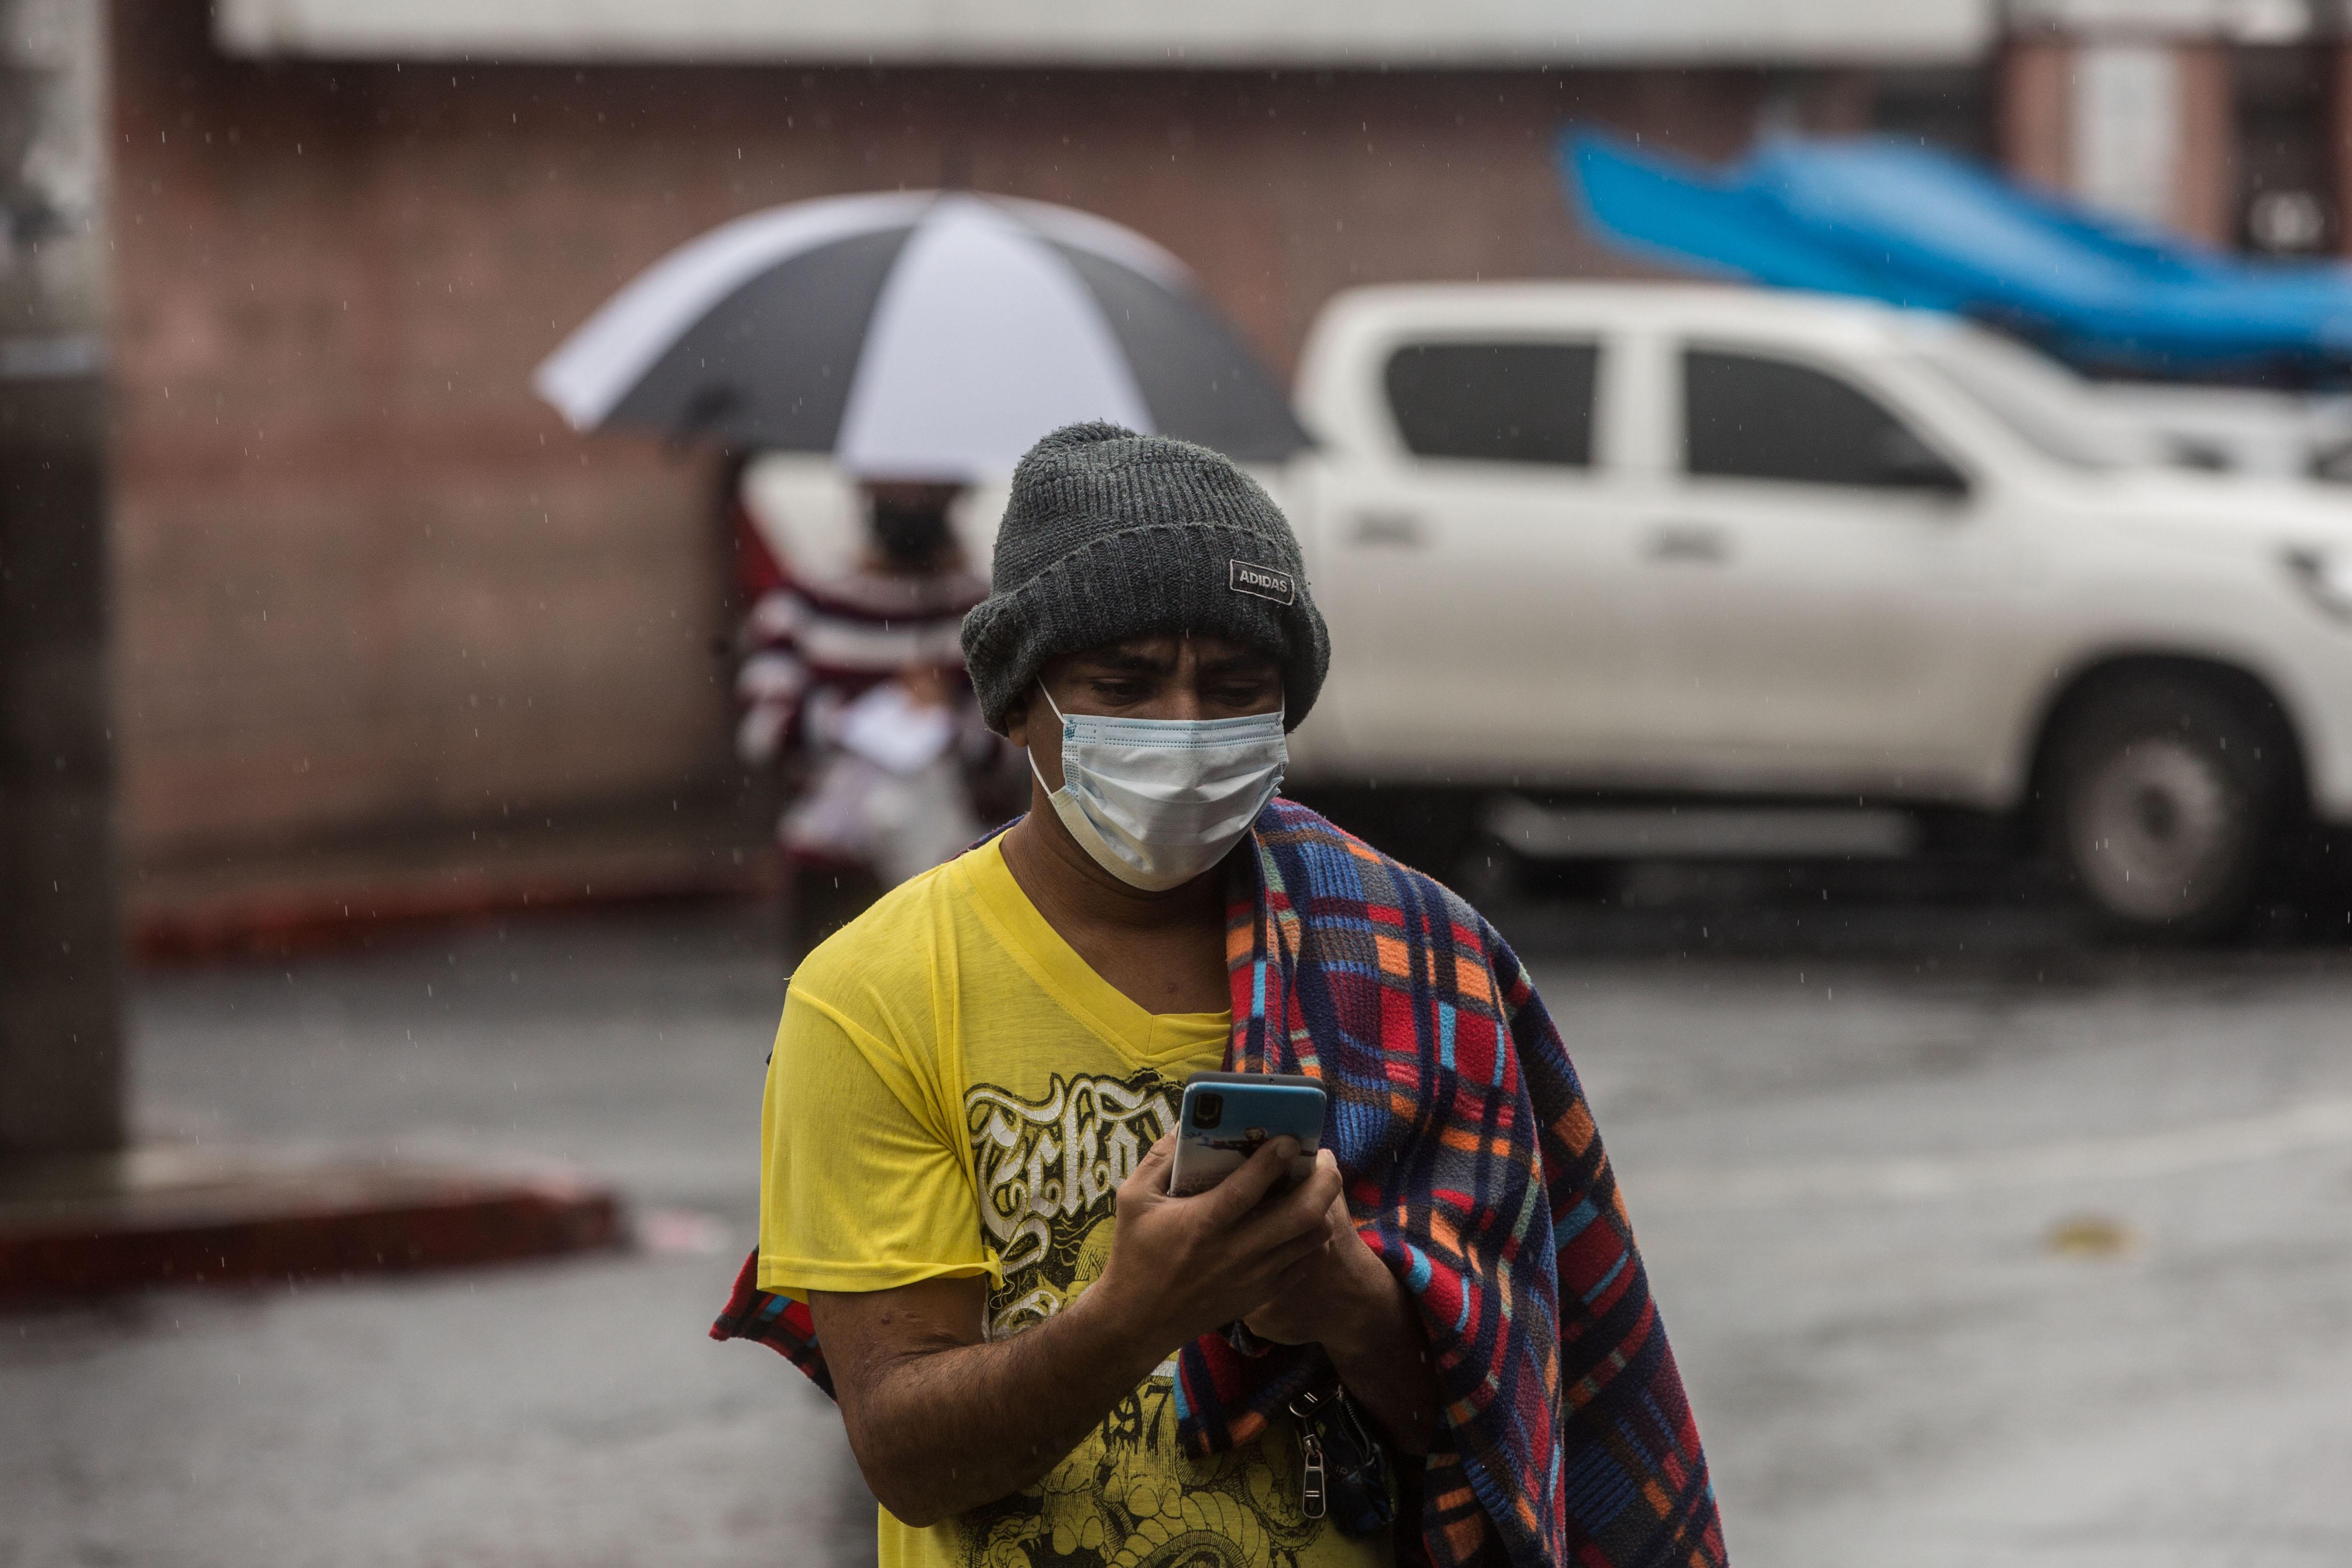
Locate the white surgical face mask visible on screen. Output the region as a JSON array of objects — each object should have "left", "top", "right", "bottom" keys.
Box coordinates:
[{"left": 1029, "top": 685, "right": 1287, "bottom": 891}]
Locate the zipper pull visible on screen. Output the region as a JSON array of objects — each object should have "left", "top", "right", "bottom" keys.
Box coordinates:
[{"left": 1300, "top": 1430, "right": 1327, "bottom": 1520}]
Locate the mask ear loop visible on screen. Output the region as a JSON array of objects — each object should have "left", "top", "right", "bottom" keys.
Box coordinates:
[{"left": 1027, "top": 682, "right": 1067, "bottom": 798}]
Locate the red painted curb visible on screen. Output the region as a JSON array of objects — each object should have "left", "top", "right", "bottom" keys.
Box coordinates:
[
  {"left": 132, "top": 862, "right": 777, "bottom": 966},
  {"left": 0, "top": 1174, "right": 625, "bottom": 1305}
]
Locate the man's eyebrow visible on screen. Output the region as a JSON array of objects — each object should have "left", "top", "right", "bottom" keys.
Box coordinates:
[
  {"left": 1071, "top": 649, "right": 1177, "bottom": 675},
  {"left": 1199, "top": 652, "right": 1280, "bottom": 674},
  {"left": 1067, "top": 644, "right": 1278, "bottom": 677}
]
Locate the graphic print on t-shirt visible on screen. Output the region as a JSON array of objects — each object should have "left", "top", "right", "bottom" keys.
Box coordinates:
[
  {"left": 957, "top": 1067, "right": 1331, "bottom": 1568},
  {"left": 968, "top": 1069, "right": 1178, "bottom": 1341}
]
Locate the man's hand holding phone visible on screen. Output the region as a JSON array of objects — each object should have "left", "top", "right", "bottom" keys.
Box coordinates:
[
  {"left": 1238, "top": 1183, "right": 1393, "bottom": 1349},
  {"left": 1087, "top": 1132, "right": 1344, "bottom": 1359}
]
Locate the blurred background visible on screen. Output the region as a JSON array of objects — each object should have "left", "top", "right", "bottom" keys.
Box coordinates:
[{"left": 11, "top": 0, "right": 2352, "bottom": 1563}]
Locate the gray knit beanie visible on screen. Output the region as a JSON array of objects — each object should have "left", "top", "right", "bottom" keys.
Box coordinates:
[{"left": 961, "top": 422, "right": 1330, "bottom": 734}]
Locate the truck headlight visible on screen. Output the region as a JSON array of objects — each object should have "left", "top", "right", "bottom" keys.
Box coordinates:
[{"left": 2286, "top": 547, "right": 2352, "bottom": 621}]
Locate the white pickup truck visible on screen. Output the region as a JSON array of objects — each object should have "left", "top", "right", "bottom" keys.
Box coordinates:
[{"left": 744, "top": 282, "right": 2352, "bottom": 938}]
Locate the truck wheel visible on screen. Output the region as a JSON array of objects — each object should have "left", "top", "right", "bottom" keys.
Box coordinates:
[{"left": 2044, "top": 676, "right": 2290, "bottom": 940}]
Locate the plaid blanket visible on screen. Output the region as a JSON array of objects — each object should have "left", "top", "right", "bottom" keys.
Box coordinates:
[{"left": 712, "top": 797, "right": 1726, "bottom": 1568}]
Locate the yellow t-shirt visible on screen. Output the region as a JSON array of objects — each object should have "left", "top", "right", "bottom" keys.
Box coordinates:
[{"left": 760, "top": 838, "right": 1386, "bottom": 1568}]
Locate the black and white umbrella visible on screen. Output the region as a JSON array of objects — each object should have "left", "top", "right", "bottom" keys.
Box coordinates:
[{"left": 534, "top": 191, "right": 1310, "bottom": 477}]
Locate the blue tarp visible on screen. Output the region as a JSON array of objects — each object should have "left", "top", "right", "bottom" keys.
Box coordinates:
[{"left": 1559, "top": 129, "right": 2352, "bottom": 378}]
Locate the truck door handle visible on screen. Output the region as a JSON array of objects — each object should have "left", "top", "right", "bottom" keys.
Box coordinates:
[
  {"left": 1352, "top": 510, "right": 1426, "bottom": 547},
  {"left": 1646, "top": 522, "right": 1729, "bottom": 563}
]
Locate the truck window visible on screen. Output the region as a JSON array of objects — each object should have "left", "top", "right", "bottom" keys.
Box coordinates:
[
  {"left": 1684, "top": 349, "right": 1955, "bottom": 490},
  {"left": 1384, "top": 341, "right": 1598, "bottom": 466}
]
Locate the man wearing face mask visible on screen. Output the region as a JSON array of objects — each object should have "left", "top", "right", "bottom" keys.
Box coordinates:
[{"left": 717, "top": 424, "right": 1726, "bottom": 1568}]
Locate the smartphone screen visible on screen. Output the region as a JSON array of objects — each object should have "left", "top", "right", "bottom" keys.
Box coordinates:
[{"left": 1167, "top": 1071, "right": 1326, "bottom": 1196}]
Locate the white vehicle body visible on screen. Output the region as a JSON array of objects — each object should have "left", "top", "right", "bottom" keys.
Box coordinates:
[
  {"left": 1276, "top": 283, "right": 2352, "bottom": 833},
  {"left": 737, "top": 282, "right": 2352, "bottom": 929},
  {"left": 2092, "top": 382, "right": 2352, "bottom": 481}
]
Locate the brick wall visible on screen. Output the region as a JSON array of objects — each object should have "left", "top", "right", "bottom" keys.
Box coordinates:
[{"left": 110, "top": 2, "right": 1782, "bottom": 883}]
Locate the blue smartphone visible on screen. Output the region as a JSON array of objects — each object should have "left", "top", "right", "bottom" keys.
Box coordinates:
[{"left": 1167, "top": 1070, "right": 1326, "bottom": 1196}]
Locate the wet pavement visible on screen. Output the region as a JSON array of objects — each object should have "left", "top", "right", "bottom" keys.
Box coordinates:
[{"left": 6, "top": 884, "right": 2352, "bottom": 1566}]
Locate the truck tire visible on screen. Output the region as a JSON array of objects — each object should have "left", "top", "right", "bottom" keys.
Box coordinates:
[{"left": 2043, "top": 674, "right": 2291, "bottom": 940}]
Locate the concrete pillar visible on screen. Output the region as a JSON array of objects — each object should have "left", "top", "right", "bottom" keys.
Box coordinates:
[{"left": 0, "top": 0, "right": 121, "bottom": 1160}]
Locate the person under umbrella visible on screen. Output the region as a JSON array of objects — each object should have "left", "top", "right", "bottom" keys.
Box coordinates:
[{"left": 733, "top": 472, "right": 1002, "bottom": 954}]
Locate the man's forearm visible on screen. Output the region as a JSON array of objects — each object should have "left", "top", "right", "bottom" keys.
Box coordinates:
[{"left": 841, "top": 1286, "right": 1169, "bottom": 1526}]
